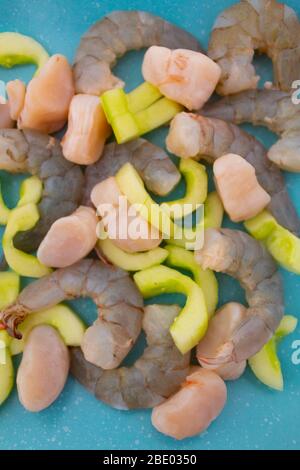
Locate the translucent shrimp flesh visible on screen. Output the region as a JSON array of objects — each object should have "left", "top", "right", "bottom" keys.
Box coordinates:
[
  {"left": 82, "top": 138, "right": 181, "bottom": 205},
  {"left": 166, "top": 112, "right": 300, "bottom": 234},
  {"left": 74, "top": 10, "right": 203, "bottom": 95},
  {"left": 0, "top": 129, "right": 84, "bottom": 253},
  {"left": 70, "top": 304, "right": 190, "bottom": 410},
  {"left": 208, "top": 0, "right": 300, "bottom": 94},
  {"left": 195, "top": 228, "right": 284, "bottom": 363},
  {"left": 203, "top": 89, "right": 300, "bottom": 172}
]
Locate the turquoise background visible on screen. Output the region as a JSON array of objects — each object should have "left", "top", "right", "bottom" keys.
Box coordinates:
[{"left": 0, "top": 0, "right": 300, "bottom": 451}]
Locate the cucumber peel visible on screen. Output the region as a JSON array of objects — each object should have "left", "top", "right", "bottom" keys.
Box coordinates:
[
  {"left": 98, "top": 237, "right": 168, "bottom": 271},
  {"left": 245, "top": 210, "right": 300, "bottom": 274},
  {"left": 248, "top": 315, "right": 298, "bottom": 391},
  {"left": 165, "top": 244, "right": 218, "bottom": 317},
  {"left": 134, "top": 265, "right": 208, "bottom": 354}
]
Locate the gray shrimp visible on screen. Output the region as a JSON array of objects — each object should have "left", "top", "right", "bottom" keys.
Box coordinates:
[
  {"left": 166, "top": 112, "right": 300, "bottom": 234},
  {"left": 203, "top": 89, "right": 300, "bottom": 172},
  {"left": 195, "top": 228, "right": 284, "bottom": 363},
  {"left": 70, "top": 304, "right": 190, "bottom": 410},
  {"left": 74, "top": 10, "right": 202, "bottom": 95},
  {"left": 82, "top": 138, "right": 180, "bottom": 204},
  {"left": 208, "top": 0, "right": 300, "bottom": 95},
  {"left": 0, "top": 129, "right": 84, "bottom": 252},
  {"left": 0, "top": 259, "right": 143, "bottom": 370}
]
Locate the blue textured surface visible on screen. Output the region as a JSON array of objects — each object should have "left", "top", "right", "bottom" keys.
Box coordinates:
[{"left": 0, "top": 0, "right": 300, "bottom": 451}]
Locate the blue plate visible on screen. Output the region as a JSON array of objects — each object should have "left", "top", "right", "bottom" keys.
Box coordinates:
[{"left": 0, "top": 0, "right": 300, "bottom": 451}]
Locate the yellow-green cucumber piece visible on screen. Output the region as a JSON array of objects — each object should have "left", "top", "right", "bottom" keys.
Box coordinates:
[
  {"left": 248, "top": 315, "right": 298, "bottom": 391},
  {"left": 0, "top": 348, "right": 14, "bottom": 405},
  {"left": 166, "top": 159, "right": 208, "bottom": 219},
  {"left": 134, "top": 97, "right": 182, "bottom": 135},
  {"left": 134, "top": 265, "right": 208, "bottom": 354},
  {"left": 204, "top": 191, "right": 224, "bottom": 229},
  {"left": 245, "top": 210, "right": 300, "bottom": 274},
  {"left": 116, "top": 163, "right": 202, "bottom": 248},
  {"left": 0, "top": 184, "right": 10, "bottom": 225},
  {"left": 98, "top": 237, "right": 168, "bottom": 272},
  {"left": 3, "top": 203, "right": 51, "bottom": 277},
  {"left": 0, "top": 32, "right": 49, "bottom": 74},
  {"left": 165, "top": 245, "right": 218, "bottom": 317},
  {"left": 0, "top": 271, "right": 20, "bottom": 310},
  {"left": 10, "top": 304, "right": 86, "bottom": 356},
  {"left": 127, "top": 82, "right": 162, "bottom": 113}
]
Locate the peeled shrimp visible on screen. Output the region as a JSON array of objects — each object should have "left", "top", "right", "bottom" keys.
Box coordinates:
[
  {"left": 196, "top": 303, "right": 248, "bottom": 380},
  {"left": 17, "top": 325, "right": 69, "bottom": 412},
  {"left": 74, "top": 10, "right": 202, "bottom": 95},
  {"left": 62, "top": 94, "right": 111, "bottom": 165},
  {"left": 142, "top": 46, "right": 221, "bottom": 110},
  {"left": 6, "top": 80, "right": 26, "bottom": 121},
  {"left": 151, "top": 367, "right": 227, "bottom": 439},
  {"left": 0, "top": 103, "right": 14, "bottom": 129},
  {"left": 0, "top": 259, "right": 143, "bottom": 370},
  {"left": 208, "top": 0, "right": 300, "bottom": 94},
  {"left": 203, "top": 89, "right": 300, "bottom": 172},
  {"left": 37, "top": 206, "right": 98, "bottom": 268},
  {"left": 195, "top": 229, "right": 284, "bottom": 363},
  {"left": 18, "top": 54, "right": 74, "bottom": 134},
  {"left": 213, "top": 153, "right": 271, "bottom": 222},
  {"left": 70, "top": 304, "right": 190, "bottom": 410},
  {"left": 166, "top": 113, "right": 300, "bottom": 234},
  {"left": 0, "top": 129, "right": 84, "bottom": 253},
  {"left": 91, "top": 177, "right": 162, "bottom": 253},
  {"left": 82, "top": 139, "right": 180, "bottom": 204}
]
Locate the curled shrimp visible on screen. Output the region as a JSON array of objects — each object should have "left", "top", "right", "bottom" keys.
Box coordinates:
[
  {"left": 74, "top": 10, "right": 202, "bottom": 95},
  {"left": 0, "top": 129, "right": 84, "bottom": 253},
  {"left": 151, "top": 367, "right": 227, "bottom": 440},
  {"left": 70, "top": 304, "right": 190, "bottom": 410},
  {"left": 195, "top": 228, "right": 284, "bottom": 363},
  {"left": 208, "top": 0, "right": 300, "bottom": 95},
  {"left": 166, "top": 112, "right": 300, "bottom": 234},
  {"left": 203, "top": 89, "right": 300, "bottom": 172},
  {"left": 82, "top": 138, "right": 181, "bottom": 204},
  {"left": 0, "top": 259, "right": 143, "bottom": 370}
]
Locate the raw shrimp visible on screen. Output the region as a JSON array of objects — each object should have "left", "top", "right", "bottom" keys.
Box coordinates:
[
  {"left": 0, "top": 259, "right": 143, "bottom": 370},
  {"left": 62, "top": 94, "right": 111, "bottom": 165},
  {"left": 196, "top": 303, "right": 248, "bottom": 380},
  {"left": 203, "top": 89, "right": 300, "bottom": 172},
  {"left": 37, "top": 206, "right": 98, "bottom": 268},
  {"left": 195, "top": 229, "right": 284, "bottom": 363},
  {"left": 17, "top": 325, "right": 69, "bottom": 412},
  {"left": 208, "top": 0, "right": 300, "bottom": 94},
  {"left": 166, "top": 113, "right": 300, "bottom": 234},
  {"left": 74, "top": 10, "right": 203, "bottom": 95},
  {"left": 151, "top": 367, "right": 227, "bottom": 439},
  {"left": 18, "top": 54, "right": 74, "bottom": 134},
  {"left": 0, "top": 103, "right": 14, "bottom": 128},
  {"left": 0, "top": 129, "right": 84, "bottom": 253},
  {"left": 70, "top": 304, "right": 190, "bottom": 410},
  {"left": 82, "top": 138, "right": 180, "bottom": 204},
  {"left": 6, "top": 80, "right": 26, "bottom": 121}
]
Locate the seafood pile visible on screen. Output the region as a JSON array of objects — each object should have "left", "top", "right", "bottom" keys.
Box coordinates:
[{"left": 0, "top": 1, "right": 300, "bottom": 442}]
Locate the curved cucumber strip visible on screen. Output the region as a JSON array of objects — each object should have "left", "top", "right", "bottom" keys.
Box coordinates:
[
  {"left": 0, "top": 349, "right": 14, "bottom": 405},
  {"left": 0, "top": 32, "right": 49, "bottom": 74},
  {"left": 0, "top": 271, "right": 20, "bottom": 310},
  {"left": 0, "top": 176, "right": 43, "bottom": 226},
  {"left": 204, "top": 191, "right": 224, "bottom": 229},
  {"left": 116, "top": 163, "right": 203, "bottom": 250},
  {"left": 134, "top": 265, "right": 208, "bottom": 354},
  {"left": 248, "top": 315, "right": 298, "bottom": 391},
  {"left": 98, "top": 237, "right": 168, "bottom": 271},
  {"left": 165, "top": 245, "right": 218, "bottom": 317},
  {"left": 166, "top": 159, "right": 208, "bottom": 219},
  {"left": 3, "top": 203, "right": 51, "bottom": 277},
  {"left": 10, "top": 304, "right": 86, "bottom": 356},
  {"left": 245, "top": 210, "right": 300, "bottom": 274}
]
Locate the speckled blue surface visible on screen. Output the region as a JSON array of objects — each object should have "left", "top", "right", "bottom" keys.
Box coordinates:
[{"left": 0, "top": 0, "right": 300, "bottom": 451}]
